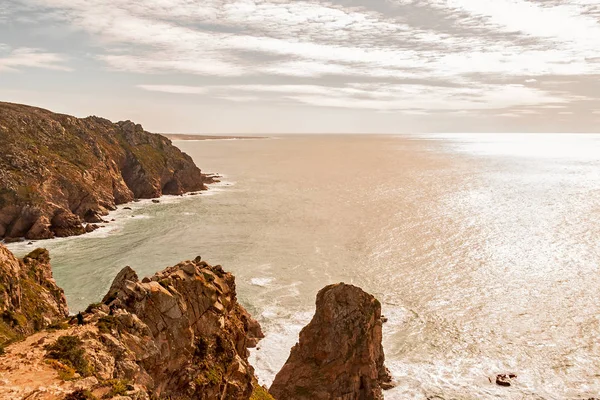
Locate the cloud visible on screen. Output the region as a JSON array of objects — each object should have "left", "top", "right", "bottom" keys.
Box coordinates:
[
  {"left": 20, "top": 0, "right": 599, "bottom": 80},
  {"left": 138, "top": 82, "right": 566, "bottom": 111},
  {"left": 137, "top": 84, "right": 208, "bottom": 94},
  {"left": 0, "top": 45, "right": 72, "bottom": 72},
  {"left": 6, "top": 0, "right": 600, "bottom": 114}
]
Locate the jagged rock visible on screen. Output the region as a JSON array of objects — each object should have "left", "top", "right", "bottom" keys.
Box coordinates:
[
  {"left": 0, "top": 244, "right": 68, "bottom": 345},
  {"left": 0, "top": 102, "right": 216, "bottom": 240},
  {"left": 84, "top": 224, "right": 99, "bottom": 233},
  {"left": 270, "top": 283, "right": 393, "bottom": 400},
  {"left": 101, "top": 266, "right": 139, "bottom": 304},
  {"left": 82, "top": 259, "right": 263, "bottom": 399},
  {"left": 0, "top": 248, "right": 272, "bottom": 400}
]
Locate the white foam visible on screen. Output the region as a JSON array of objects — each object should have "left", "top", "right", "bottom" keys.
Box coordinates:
[
  {"left": 3, "top": 180, "right": 228, "bottom": 251},
  {"left": 249, "top": 308, "right": 314, "bottom": 387},
  {"left": 250, "top": 277, "right": 274, "bottom": 287}
]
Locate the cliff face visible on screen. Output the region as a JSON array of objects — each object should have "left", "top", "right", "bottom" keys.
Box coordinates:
[
  {"left": 270, "top": 283, "right": 393, "bottom": 400},
  {"left": 0, "top": 244, "right": 68, "bottom": 347},
  {"left": 0, "top": 251, "right": 267, "bottom": 400},
  {"left": 0, "top": 102, "right": 212, "bottom": 240},
  {"left": 84, "top": 258, "right": 265, "bottom": 399}
]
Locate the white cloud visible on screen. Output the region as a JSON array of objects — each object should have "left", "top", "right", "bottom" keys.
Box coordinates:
[
  {"left": 138, "top": 82, "right": 565, "bottom": 111},
  {"left": 137, "top": 84, "right": 208, "bottom": 94},
  {"left": 0, "top": 46, "right": 71, "bottom": 72},
  {"left": 8, "top": 0, "right": 600, "bottom": 113}
]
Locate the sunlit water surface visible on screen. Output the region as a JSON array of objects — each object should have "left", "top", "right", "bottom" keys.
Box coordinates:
[{"left": 8, "top": 134, "right": 600, "bottom": 399}]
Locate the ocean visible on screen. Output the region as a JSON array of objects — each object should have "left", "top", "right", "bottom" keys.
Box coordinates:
[{"left": 7, "top": 134, "right": 600, "bottom": 399}]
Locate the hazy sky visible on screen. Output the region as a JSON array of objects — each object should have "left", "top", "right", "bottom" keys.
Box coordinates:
[{"left": 1, "top": 0, "right": 600, "bottom": 133}]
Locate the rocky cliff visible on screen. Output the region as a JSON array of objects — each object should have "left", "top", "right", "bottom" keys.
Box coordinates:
[
  {"left": 0, "top": 244, "right": 68, "bottom": 348},
  {"left": 0, "top": 244, "right": 394, "bottom": 400},
  {"left": 0, "top": 102, "right": 213, "bottom": 240},
  {"left": 270, "top": 283, "right": 393, "bottom": 400},
  {"left": 0, "top": 249, "right": 269, "bottom": 400}
]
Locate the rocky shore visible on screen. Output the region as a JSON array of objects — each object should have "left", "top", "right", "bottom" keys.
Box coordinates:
[
  {"left": 0, "top": 102, "right": 214, "bottom": 241},
  {"left": 0, "top": 244, "right": 392, "bottom": 399}
]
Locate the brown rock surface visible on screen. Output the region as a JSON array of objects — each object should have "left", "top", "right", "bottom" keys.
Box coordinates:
[
  {"left": 0, "top": 244, "right": 68, "bottom": 346},
  {"left": 270, "top": 283, "right": 393, "bottom": 400},
  {"left": 0, "top": 252, "right": 266, "bottom": 399},
  {"left": 0, "top": 102, "right": 214, "bottom": 240}
]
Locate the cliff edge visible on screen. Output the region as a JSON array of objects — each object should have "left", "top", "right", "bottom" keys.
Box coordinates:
[
  {"left": 0, "top": 244, "right": 68, "bottom": 347},
  {"left": 0, "top": 250, "right": 268, "bottom": 400},
  {"left": 0, "top": 102, "right": 213, "bottom": 240}
]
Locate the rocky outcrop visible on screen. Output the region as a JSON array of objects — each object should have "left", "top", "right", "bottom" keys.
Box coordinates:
[
  {"left": 80, "top": 257, "right": 265, "bottom": 399},
  {"left": 270, "top": 283, "right": 393, "bottom": 400},
  {"left": 0, "top": 249, "right": 267, "bottom": 399},
  {"left": 0, "top": 244, "right": 68, "bottom": 347},
  {"left": 0, "top": 102, "right": 214, "bottom": 240}
]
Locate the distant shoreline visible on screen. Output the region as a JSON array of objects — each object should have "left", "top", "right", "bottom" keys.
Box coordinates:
[{"left": 163, "top": 134, "right": 267, "bottom": 141}]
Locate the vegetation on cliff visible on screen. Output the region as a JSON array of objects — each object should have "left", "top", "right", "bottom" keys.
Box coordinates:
[
  {"left": 0, "top": 248, "right": 265, "bottom": 399},
  {"left": 0, "top": 102, "right": 213, "bottom": 240},
  {"left": 0, "top": 244, "right": 68, "bottom": 348}
]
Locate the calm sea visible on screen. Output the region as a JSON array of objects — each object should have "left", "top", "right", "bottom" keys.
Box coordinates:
[{"left": 8, "top": 134, "right": 600, "bottom": 399}]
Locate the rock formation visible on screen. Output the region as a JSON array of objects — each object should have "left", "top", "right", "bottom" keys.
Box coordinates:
[
  {"left": 0, "top": 102, "right": 214, "bottom": 240},
  {"left": 270, "top": 283, "right": 393, "bottom": 400},
  {"left": 0, "top": 248, "right": 269, "bottom": 400},
  {"left": 0, "top": 244, "right": 68, "bottom": 347},
  {"left": 0, "top": 242, "right": 395, "bottom": 400},
  {"left": 82, "top": 257, "right": 265, "bottom": 399}
]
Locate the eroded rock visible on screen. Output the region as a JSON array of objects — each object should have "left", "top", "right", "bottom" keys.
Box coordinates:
[
  {"left": 0, "top": 244, "right": 68, "bottom": 345},
  {"left": 270, "top": 283, "right": 393, "bottom": 400}
]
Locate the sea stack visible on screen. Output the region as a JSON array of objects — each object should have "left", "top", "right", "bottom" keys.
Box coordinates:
[{"left": 270, "top": 283, "right": 393, "bottom": 400}]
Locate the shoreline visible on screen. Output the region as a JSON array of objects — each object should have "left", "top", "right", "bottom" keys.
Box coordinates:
[{"left": 2, "top": 178, "right": 231, "bottom": 253}]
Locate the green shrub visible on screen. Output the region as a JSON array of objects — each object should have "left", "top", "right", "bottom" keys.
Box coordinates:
[
  {"left": 85, "top": 302, "right": 103, "bottom": 313},
  {"left": 47, "top": 321, "right": 70, "bottom": 331},
  {"left": 45, "top": 335, "right": 92, "bottom": 377},
  {"left": 250, "top": 384, "right": 275, "bottom": 400},
  {"left": 105, "top": 379, "right": 129, "bottom": 397},
  {"left": 46, "top": 359, "right": 76, "bottom": 380},
  {"left": 97, "top": 316, "right": 116, "bottom": 334},
  {"left": 1, "top": 310, "right": 27, "bottom": 327}
]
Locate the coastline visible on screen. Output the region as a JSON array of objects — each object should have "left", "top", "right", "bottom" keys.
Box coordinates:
[{"left": 2, "top": 178, "right": 232, "bottom": 254}]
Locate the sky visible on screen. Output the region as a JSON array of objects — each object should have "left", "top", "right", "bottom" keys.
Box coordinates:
[{"left": 1, "top": 0, "right": 600, "bottom": 134}]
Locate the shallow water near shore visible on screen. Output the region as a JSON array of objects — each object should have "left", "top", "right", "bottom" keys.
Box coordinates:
[{"left": 8, "top": 134, "right": 600, "bottom": 399}]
